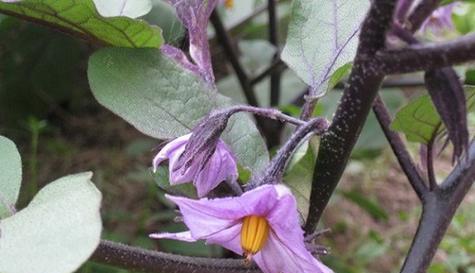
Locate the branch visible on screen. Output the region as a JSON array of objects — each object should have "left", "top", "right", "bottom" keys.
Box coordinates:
[
  {"left": 217, "top": 105, "right": 306, "bottom": 127},
  {"left": 268, "top": 0, "right": 281, "bottom": 106},
  {"left": 210, "top": 11, "right": 259, "bottom": 107},
  {"left": 372, "top": 96, "right": 427, "bottom": 200},
  {"left": 250, "top": 59, "right": 285, "bottom": 86},
  {"left": 91, "top": 240, "right": 260, "bottom": 273},
  {"left": 378, "top": 33, "right": 475, "bottom": 74},
  {"left": 406, "top": 0, "right": 442, "bottom": 32},
  {"left": 400, "top": 141, "right": 475, "bottom": 273},
  {"left": 304, "top": 0, "right": 397, "bottom": 234},
  {"left": 249, "top": 117, "right": 329, "bottom": 189},
  {"left": 394, "top": 0, "right": 416, "bottom": 23}
]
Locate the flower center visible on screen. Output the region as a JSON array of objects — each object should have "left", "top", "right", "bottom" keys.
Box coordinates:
[
  {"left": 240, "top": 215, "right": 270, "bottom": 259},
  {"left": 224, "top": 0, "right": 233, "bottom": 9}
]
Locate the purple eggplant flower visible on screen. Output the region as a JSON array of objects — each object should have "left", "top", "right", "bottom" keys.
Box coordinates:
[
  {"left": 153, "top": 133, "right": 238, "bottom": 197},
  {"left": 150, "top": 184, "right": 333, "bottom": 273},
  {"left": 163, "top": 0, "right": 218, "bottom": 85},
  {"left": 420, "top": 3, "right": 457, "bottom": 34}
]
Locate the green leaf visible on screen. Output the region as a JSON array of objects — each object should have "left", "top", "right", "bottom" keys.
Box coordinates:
[
  {"left": 0, "top": 0, "right": 163, "bottom": 48},
  {"left": 0, "top": 172, "right": 102, "bottom": 273},
  {"left": 391, "top": 87, "right": 475, "bottom": 144},
  {"left": 283, "top": 138, "right": 318, "bottom": 219},
  {"left": 327, "top": 62, "right": 352, "bottom": 92},
  {"left": 281, "top": 0, "right": 369, "bottom": 97},
  {"left": 93, "top": 0, "right": 152, "bottom": 18},
  {"left": 338, "top": 189, "right": 389, "bottom": 221},
  {"left": 153, "top": 165, "right": 197, "bottom": 198},
  {"left": 453, "top": 3, "right": 475, "bottom": 35},
  {"left": 88, "top": 48, "right": 269, "bottom": 173},
  {"left": 0, "top": 136, "right": 22, "bottom": 219}
]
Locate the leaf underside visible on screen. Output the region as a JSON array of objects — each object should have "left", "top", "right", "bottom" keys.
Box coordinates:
[
  {"left": 282, "top": 0, "right": 369, "bottom": 97},
  {"left": 0, "top": 172, "right": 102, "bottom": 273},
  {"left": 0, "top": 0, "right": 163, "bottom": 48}
]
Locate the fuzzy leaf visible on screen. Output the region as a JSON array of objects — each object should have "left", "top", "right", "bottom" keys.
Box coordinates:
[
  {"left": 0, "top": 0, "right": 163, "bottom": 48},
  {"left": 391, "top": 87, "right": 475, "bottom": 145},
  {"left": 425, "top": 68, "right": 468, "bottom": 159},
  {"left": 282, "top": 0, "right": 369, "bottom": 97},
  {"left": 93, "top": 0, "right": 152, "bottom": 18},
  {"left": 88, "top": 48, "right": 269, "bottom": 173},
  {"left": 0, "top": 172, "right": 102, "bottom": 273},
  {"left": 0, "top": 136, "right": 22, "bottom": 219}
]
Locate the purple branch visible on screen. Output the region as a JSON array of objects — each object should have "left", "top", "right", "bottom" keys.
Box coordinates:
[
  {"left": 379, "top": 33, "right": 475, "bottom": 74},
  {"left": 91, "top": 240, "right": 261, "bottom": 273},
  {"left": 372, "top": 96, "right": 427, "bottom": 200},
  {"left": 394, "top": 0, "right": 416, "bottom": 23},
  {"left": 304, "top": 0, "right": 397, "bottom": 234},
  {"left": 268, "top": 0, "right": 281, "bottom": 107},
  {"left": 400, "top": 141, "right": 475, "bottom": 273}
]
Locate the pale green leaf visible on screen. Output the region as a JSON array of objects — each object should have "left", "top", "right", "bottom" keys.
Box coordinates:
[
  {"left": 283, "top": 137, "right": 318, "bottom": 219},
  {"left": 391, "top": 87, "right": 475, "bottom": 144},
  {"left": 282, "top": 0, "right": 369, "bottom": 97},
  {"left": 327, "top": 62, "right": 352, "bottom": 92},
  {"left": 93, "top": 0, "right": 152, "bottom": 18},
  {"left": 88, "top": 48, "right": 269, "bottom": 173},
  {"left": 0, "top": 0, "right": 163, "bottom": 48},
  {"left": 0, "top": 135, "right": 22, "bottom": 219},
  {"left": 0, "top": 172, "right": 102, "bottom": 273}
]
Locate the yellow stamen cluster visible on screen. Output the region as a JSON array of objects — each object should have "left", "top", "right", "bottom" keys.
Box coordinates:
[
  {"left": 224, "top": 0, "right": 234, "bottom": 9},
  {"left": 241, "top": 215, "right": 270, "bottom": 260}
]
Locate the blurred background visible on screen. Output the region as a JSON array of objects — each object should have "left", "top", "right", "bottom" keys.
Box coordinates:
[{"left": 1, "top": 1, "right": 475, "bottom": 272}]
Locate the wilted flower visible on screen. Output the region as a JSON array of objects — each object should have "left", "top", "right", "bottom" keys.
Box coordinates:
[
  {"left": 150, "top": 184, "right": 333, "bottom": 273},
  {"left": 420, "top": 3, "right": 456, "bottom": 34},
  {"left": 152, "top": 133, "right": 238, "bottom": 197}
]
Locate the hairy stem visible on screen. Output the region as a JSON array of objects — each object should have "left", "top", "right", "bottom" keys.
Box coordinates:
[
  {"left": 219, "top": 105, "right": 306, "bottom": 127},
  {"left": 379, "top": 33, "right": 475, "bottom": 74},
  {"left": 304, "top": 0, "right": 397, "bottom": 234},
  {"left": 91, "top": 240, "right": 260, "bottom": 273},
  {"left": 249, "top": 117, "right": 329, "bottom": 189}
]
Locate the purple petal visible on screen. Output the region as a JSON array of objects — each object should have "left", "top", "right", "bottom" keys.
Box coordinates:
[
  {"left": 254, "top": 232, "right": 333, "bottom": 273},
  {"left": 204, "top": 222, "right": 243, "bottom": 254},
  {"left": 194, "top": 141, "right": 238, "bottom": 197},
  {"left": 420, "top": 3, "right": 456, "bottom": 34},
  {"left": 164, "top": 185, "right": 279, "bottom": 232},
  {"left": 152, "top": 134, "right": 191, "bottom": 172},
  {"left": 253, "top": 185, "right": 333, "bottom": 273},
  {"left": 149, "top": 231, "right": 196, "bottom": 242}
]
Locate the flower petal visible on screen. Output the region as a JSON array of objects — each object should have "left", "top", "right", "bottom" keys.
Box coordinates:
[
  {"left": 257, "top": 185, "right": 333, "bottom": 273},
  {"left": 254, "top": 232, "right": 333, "bottom": 273},
  {"left": 152, "top": 134, "right": 191, "bottom": 172},
  {"left": 194, "top": 142, "right": 238, "bottom": 197},
  {"left": 205, "top": 222, "right": 243, "bottom": 255},
  {"left": 149, "top": 231, "right": 196, "bottom": 242},
  {"left": 165, "top": 185, "right": 279, "bottom": 237}
]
